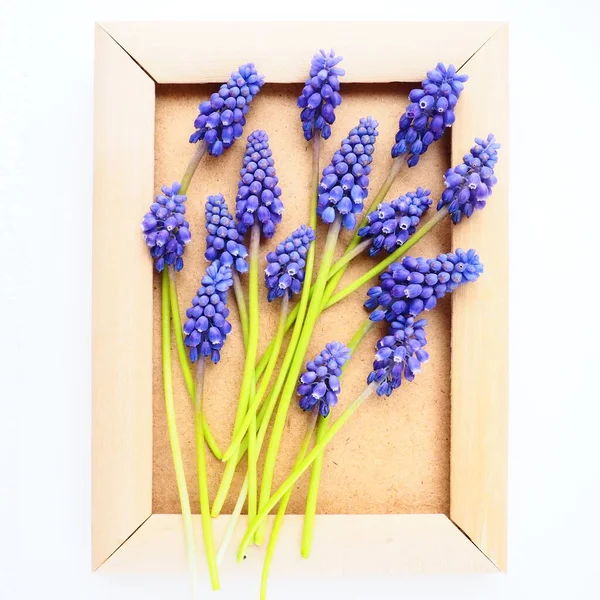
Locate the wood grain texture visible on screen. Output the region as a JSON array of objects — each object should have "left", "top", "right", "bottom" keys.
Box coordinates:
[
  {"left": 91, "top": 26, "right": 155, "bottom": 569},
  {"left": 152, "top": 83, "right": 453, "bottom": 517},
  {"left": 99, "top": 21, "right": 503, "bottom": 84},
  {"left": 449, "top": 25, "right": 509, "bottom": 571},
  {"left": 100, "top": 514, "right": 497, "bottom": 575}
]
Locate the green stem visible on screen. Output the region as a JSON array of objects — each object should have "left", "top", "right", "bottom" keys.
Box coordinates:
[
  {"left": 179, "top": 142, "right": 207, "bottom": 195},
  {"left": 247, "top": 374, "right": 258, "bottom": 523},
  {"left": 193, "top": 358, "right": 220, "bottom": 590},
  {"left": 261, "top": 411, "right": 318, "bottom": 600},
  {"left": 167, "top": 271, "right": 222, "bottom": 460},
  {"left": 255, "top": 215, "right": 342, "bottom": 545},
  {"left": 223, "top": 294, "right": 290, "bottom": 462},
  {"left": 161, "top": 270, "right": 198, "bottom": 589},
  {"left": 232, "top": 271, "right": 249, "bottom": 349},
  {"left": 325, "top": 207, "right": 449, "bottom": 309},
  {"left": 327, "top": 238, "right": 373, "bottom": 278},
  {"left": 238, "top": 382, "right": 378, "bottom": 561},
  {"left": 212, "top": 224, "right": 261, "bottom": 517}
]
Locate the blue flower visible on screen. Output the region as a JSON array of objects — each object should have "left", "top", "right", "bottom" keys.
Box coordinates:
[
  {"left": 297, "top": 342, "right": 352, "bottom": 417},
  {"left": 367, "top": 316, "right": 429, "bottom": 397},
  {"left": 317, "top": 117, "right": 379, "bottom": 230},
  {"left": 357, "top": 188, "right": 432, "bottom": 256},
  {"left": 265, "top": 225, "right": 316, "bottom": 302},
  {"left": 392, "top": 63, "right": 468, "bottom": 167},
  {"left": 183, "top": 260, "right": 234, "bottom": 364},
  {"left": 297, "top": 49, "right": 344, "bottom": 141},
  {"left": 236, "top": 130, "right": 283, "bottom": 238},
  {"left": 365, "top": 249, "right": 483, "bottom": 320},
  {"left": 141, "top": 182, "right": 191, "bottom": 272},
  {"left": 190, "top": 63, "right": 265, "bottom": 156},
  {"left": 437, "top": 134, "right": 500, "bottom": 223},
  {"left": 205, "top": 194, "right": 248, "bottom": 273}
]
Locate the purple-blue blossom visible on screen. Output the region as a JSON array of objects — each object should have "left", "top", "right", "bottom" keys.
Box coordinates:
[
  {"left": 367, "top": 316, "right": 429, "bottom": 397},
  {"left": 205, "top": 194, "right": 248, "bottom": 274},
  {"left": 297, "top": 49, "right": 344, "bottom": 141},
  {"left": 236, "top": 130, "right": 283, "bottom": 238},
  {"left": 317, "top": 117, "right": 379, "bottom": 230},
  {"left": 183, "top": 260, "right": 233, "bottom": 364},
  {"left": 357, "top": 188, "right": 432, "bottom": 256},
  {"left": 365, "top": 249, "right": 483, "bottom": 320},
  {"left": 190, "top": 63, "right": 265, "bottom": 157},
  {"left": 437, "top": 134, "right": 500, "bottom": 223},
  {"left": 392, "top": 63, "right": 468, "bottom": 167},
  {"left": 297, "top": 342, "right": 352, "bottom": 417},
  {"left": 141, "top": 182, "right": 191, "bottom": 272},
  {"left": 265, "top": 225, "right": 316, "bottom": 302}
]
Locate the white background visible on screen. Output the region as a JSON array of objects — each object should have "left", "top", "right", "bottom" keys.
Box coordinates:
[{"left": 2, "top": 1, "right": 600, "bottom": 598}]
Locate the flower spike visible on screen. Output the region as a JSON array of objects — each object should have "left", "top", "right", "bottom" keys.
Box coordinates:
[
  {"left": 437, "top": 134, "right": 500, "bottom": 223},
  {"left": 317, "top": 117, "right": 379, "bottom": 230},
  {"left": 357, "top": 188, "right": 432, "bottom": 256},
  {"left": 205, "top": 194, "right": 248, "bottom": 273},
  {"left": 236, "top": 130, "right": 283, "bottom": 239},
  {"left": 183, "top": 260, "right": 234, "bottom": 364},
  {"left": 141, "top": 182, "right": 191, "bottom": 272},
  {"left": 392, "top": 63, "right": 468, "bottom": 167},
  {"left": 190, "top": 63, "right": 265, "bottom": 156},
  {"left": 297, "top": 342, "right": 352, "bottom": 417},
  {"left": 265, "top": 225, "right": 316, "bottom": 302},
  {"left": 298, "top": 49, "right": 344, "bottom": 141}
]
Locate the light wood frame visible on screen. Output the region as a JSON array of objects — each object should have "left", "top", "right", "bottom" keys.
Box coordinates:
[{"left": 92, "top": 21, "right": 508, "bottom": 576}]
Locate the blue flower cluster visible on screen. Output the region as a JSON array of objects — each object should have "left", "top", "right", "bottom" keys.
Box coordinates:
[
  {"left": 297, "top": 49, "right": 344, "bottom": 141},
  {"left": 236, "top": 130, "right": 283, "bottom": 238},
  {"left": 297, "top": 342, "right": 352, "bottom": 417},
  {"left": 367, "top": 316, "right": 429, "bottom": 397},
  {"left": 205, "top": 194, "right": 248, "bottom": 273},
  {"left": 141, "top": 182, "right": 191, "bottom": 272},
  {"left": 365, "top": 249, "right": 483, "bottom": 320},
  {"left": 392, "top": 63, "right": 468, "bottom": 167},
  {"left": 317, "top": 117, "right": 379, "bottom": 230},
  {"left": 437, "top": 134, "right": 500, "bottom": 223},
  {"left": 357, "top": 188, "right": 432, "bottom": 256},
  {"left": 190, "top": 63, "right": 265, "bottom": 156},
  {"left": 183, "top": 260, "right": 234, "bottom": 364},
  {"left": 265, "top": 225, "right": 316, "bottom": 302}
]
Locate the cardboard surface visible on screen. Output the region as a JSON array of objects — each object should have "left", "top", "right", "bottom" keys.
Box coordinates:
[{"left": 153, "top": 83, "right": 452, "bottom": 515}]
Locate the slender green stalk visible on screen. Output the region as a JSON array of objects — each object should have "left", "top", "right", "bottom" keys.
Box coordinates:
[
  {"left": 327, "top": 238, "right": 373, "bottom": 278},
  {"left": 212, "top": 224, "right": 261, "bottom": 517},
  {"left": 300, "top": 318, "right": 374, "bottom": 557},
  {"left": 261, "top": 411, "right": 318, "bottom": 600},
  {"left": 247, "top": 374, "right": 258, "bottom": 523},
  {"left": 193, "top": 358, "right": 220, "bottom": 590},
  {"left": 167, "top": 272, "right": 222, "bottom": 460},
  {"left": 325, "top": 207, "right": 449, "bottom": 309},
  {"left": 232, "top": 271, "right": 249, "bottom": 349},
  {"left": 179, "top": 142, "right": 207, "bottom": 194},
  {"left": 217, "top": 477, "right": 248, "bottom": 565},
  {"left": 161, "top": 270, "right": 198, "bottom": 590},
  {"left": 223, "top": 294, "right": 290, "bottom": 462},
  {"left": 238, "top": 381, "right": 379, "bottom": 561},
  {"left": 255, "top": 215, "right": 342, "bottom": 545}
]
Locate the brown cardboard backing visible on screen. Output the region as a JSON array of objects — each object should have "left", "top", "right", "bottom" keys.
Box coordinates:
[{"left": 152, "top": 83, "right": 452, "bottom": 515}]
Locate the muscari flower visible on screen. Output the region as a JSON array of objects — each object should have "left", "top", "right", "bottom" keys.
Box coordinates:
[
  {"left": 265, "top": 225, "right": 316, "bottom": 302},
  {"left": 297, "top": 342, "right": 352, "bottom": 417},
  {"left": 205, "top": 194, "right": 248, "bottom": 274},
  {"left": 190, "top": 63, "right": 265, "bottom": 157},
  {"left": 141, "top": 182, "right": 191, "bottom": 272},
  {"left": 437, "top": 134, "right": 500, "bottom": 223},
  {"left": 367, "top": 316, "right": 429, "bottom": 397},
  {"left": 297, "top": 49, "right": 344, "bottom": 141},
  {"left": 236, "top": 130, "right": 283, "bottom": 238},
  {"left": 365, "top": 249, "right": 483, "bottom": 320},
  {"left": 392, "top": 63, "right": 468, "bottom": 167},
  {"left": 317, "top": 117, "right": 379, "bottom": 230},
  {"left": 357, "top": 188, "right": 432, "bottom": 256},
  {"left": 183, "top": 260, "right": 233, "bottom": 364}
]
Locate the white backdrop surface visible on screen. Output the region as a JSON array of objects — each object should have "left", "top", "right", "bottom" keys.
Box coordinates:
[{"left": 2, "top": 1, "right": 600, "bottom": 599}]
